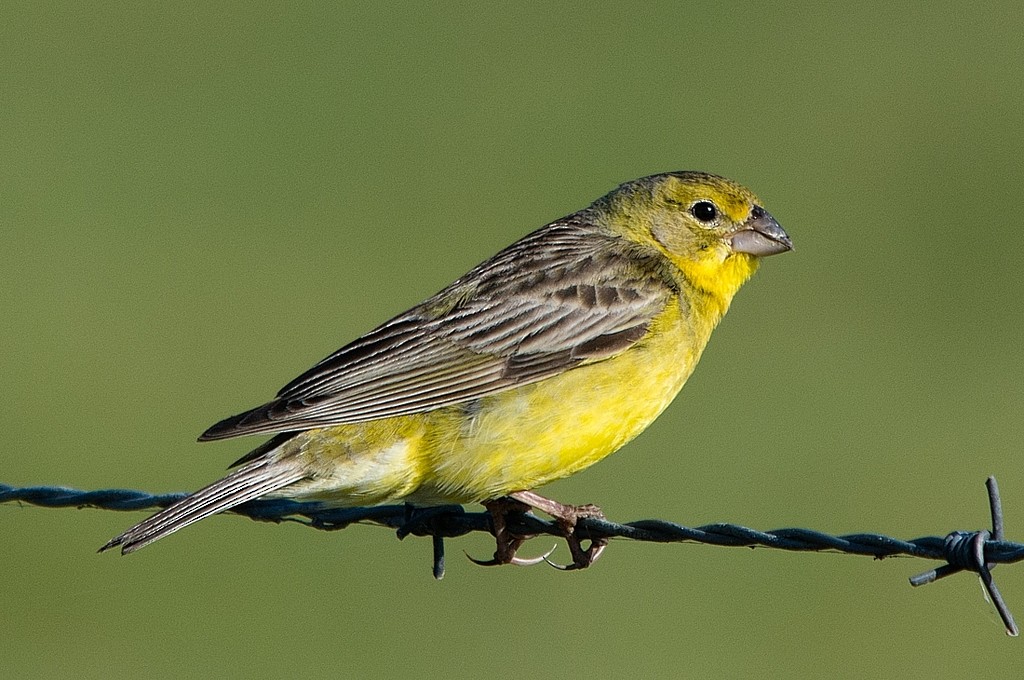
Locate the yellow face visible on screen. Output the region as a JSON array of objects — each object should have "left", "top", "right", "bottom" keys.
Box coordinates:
[
  {"left": 649, "top": 172, "right": 762, "bottom": 257},
  {"left": 604, "top": 171, "right": 792, "bottom": 299}
]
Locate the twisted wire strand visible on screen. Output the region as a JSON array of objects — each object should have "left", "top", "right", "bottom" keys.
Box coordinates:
[
  {"left": 2, "top": 478, "right": 1021, "bottom": 635},
  {"left": 4, "top": 482, "right": 1024, "bottom": 563}
]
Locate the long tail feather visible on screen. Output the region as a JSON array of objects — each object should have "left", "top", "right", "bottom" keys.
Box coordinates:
[{"left": 99, "top": 458, "right": 306, "bottom": 554}]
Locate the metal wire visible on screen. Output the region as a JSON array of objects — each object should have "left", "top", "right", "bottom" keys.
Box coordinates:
[{"left": 2, "top": 477, "right": 1020, "bottom": 635}]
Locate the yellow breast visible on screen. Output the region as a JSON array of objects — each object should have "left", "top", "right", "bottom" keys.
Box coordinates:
[{"left": 413, "top": 295, "right": 711, "bottom": 503}]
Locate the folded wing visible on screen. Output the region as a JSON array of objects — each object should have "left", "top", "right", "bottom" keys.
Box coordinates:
[{"left": 200, "top": 218, "right": 672, "bottom": 441}]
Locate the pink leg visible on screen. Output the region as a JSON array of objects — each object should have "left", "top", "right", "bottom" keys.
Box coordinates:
[
  {"left": 509, "top": 491, "right": 608, "bottom": 570},
  {"left": 467, "top": 491, "right": 608, "bottom": 570},
  {"left": 467, "top": 496, "right": 555, "bottom": 567}
]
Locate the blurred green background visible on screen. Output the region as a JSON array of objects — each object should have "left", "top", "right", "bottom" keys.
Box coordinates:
[{"left": 3, "top": 2, "right": 1023, "bottom": 677}]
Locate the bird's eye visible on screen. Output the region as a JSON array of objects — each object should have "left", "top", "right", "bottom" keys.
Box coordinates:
[{"left": 690, "top": 201, "right": 718, "bottom": 223}]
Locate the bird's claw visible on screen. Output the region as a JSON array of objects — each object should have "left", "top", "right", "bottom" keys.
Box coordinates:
[
  {"left": 511, "top": 544, "right": 558, "bottom": 566},
  {"left": 544, "top": 537, "right": 608, "bottom": 571},
  {"left": 466, "top": 544, "right": 557, "bottom": 567}
]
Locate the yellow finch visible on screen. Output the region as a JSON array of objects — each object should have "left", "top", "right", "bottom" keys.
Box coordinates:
[{"left": 102, "top": 171, "right": 792, "bottom": 568}]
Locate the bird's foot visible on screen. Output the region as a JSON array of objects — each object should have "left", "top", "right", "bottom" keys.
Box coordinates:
[
  {"left": 467, "top": 491, "right": 608, "bottom": 570},
  {"left": 509, "top": 490, "right": 608, "bottom": 570},
  {"left": 467, "top": 496, "right": 555, "bottom": 566}
]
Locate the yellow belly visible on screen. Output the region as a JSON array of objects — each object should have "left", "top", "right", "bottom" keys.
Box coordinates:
[{"left": 279, "top": 296, "right": 711, "bottom": 506}]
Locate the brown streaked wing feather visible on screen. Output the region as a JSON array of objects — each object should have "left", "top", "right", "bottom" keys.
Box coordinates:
[{"left": 199, "top": 217, "right": 672, "bottom": 440}]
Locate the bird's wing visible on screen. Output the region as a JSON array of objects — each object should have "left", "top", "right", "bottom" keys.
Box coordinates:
[{"left": 200, "top": 219, "right": 673, "bottom": 441}]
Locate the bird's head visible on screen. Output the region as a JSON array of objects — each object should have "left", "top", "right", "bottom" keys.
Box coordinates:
[{"left": 600, "top": 171, "right": 792, "bottom": 304}]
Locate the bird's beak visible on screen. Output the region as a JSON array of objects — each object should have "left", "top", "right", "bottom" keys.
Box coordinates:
[{"left": 729, "top": 206, "right": 793, "bottom": 256}]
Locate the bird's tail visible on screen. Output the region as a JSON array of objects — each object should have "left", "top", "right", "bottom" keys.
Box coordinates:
[{"left": 99, "top": 458, "right": 306, "bottom": 554}]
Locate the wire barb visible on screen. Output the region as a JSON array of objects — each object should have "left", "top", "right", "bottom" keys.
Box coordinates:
[
  {"left": 2, "top": 477, "right": 1023, "bottom": 635},
  {"left": 909, "top": 476, "right": 1018, "bottom": 636}
]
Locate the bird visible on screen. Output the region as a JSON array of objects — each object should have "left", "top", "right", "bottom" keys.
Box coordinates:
[{"left": 101, "top": 170, "right": 792, "bottom": 569}]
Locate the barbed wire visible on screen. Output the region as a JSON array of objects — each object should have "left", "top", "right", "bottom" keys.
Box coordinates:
[{"left": 2, "top": 476, "right": 1021, "bottom": 636}]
